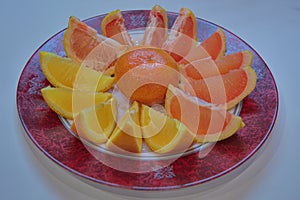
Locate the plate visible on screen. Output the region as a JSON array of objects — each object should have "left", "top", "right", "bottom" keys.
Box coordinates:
[{"left": 16, "top": 10, "right": 278, "bottom": 196}]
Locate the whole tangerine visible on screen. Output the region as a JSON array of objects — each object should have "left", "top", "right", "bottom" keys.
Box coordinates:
[{"left": 114, "top": 46, "right": 179, "bottom": 105}]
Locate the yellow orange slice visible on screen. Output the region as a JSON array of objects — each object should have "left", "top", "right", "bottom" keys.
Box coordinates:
[
  {"left": 101, "top": 9, "right": 134, "bottom": 46},
  {"left": 162, "top": 8, "right": 197, "bottom": 62},
  {"left": 106, "top": 101, "right": 142, "bottom": 153},
  {"left": 40, "top": 52, "right": 115, "bottom": 92},
  {"left": 180, "top": 66, "right": 257, "bottom": 109},
  {"left": 141, "top": 5, "right": 168, "bottom": 48},
  {"left": 74, "top": 98, "right": 117, "bottom": 145},
  {"left": 63, "top": 16, "right": 127, "bottom": 72},
  {"left": 141, "top": 104, "right": 195, "bottom": 153},
  {"left": 165, "top": 85, "right": 244, "bottom": 143},
  {"left": 41, "top": 86, "right": 112, "bottom": 119}
]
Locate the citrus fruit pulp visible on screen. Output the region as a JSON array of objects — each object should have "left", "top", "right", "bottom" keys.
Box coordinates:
[
  {"left": 106, "top": 101, "right": 142, "bottom": 153},
  {"left": 41, "top": 86, "right": 112, "bottom": 119},
  {"left": 141, "top": 104, "right": 195, "bottom": 153},
  {"left": 101, "top": 9, "right": 134, "bottom": 46},
  {"left": 63, "top": 16, "right": 128, "bottom": 72},
  {"left": 215, "top": 50, "right": 254, "bottom": 71},
  {"left": 181, "top": 50, "right": 254, "bottom": 80},
  {"left": 162, "top": 8, "right": 197, "bottom": 62},
  {"left": 73, "top": 98, "right": 117, "bottom": 145},
  {"left": 200, "top": 28, "right": 226, "bottom": 60},
  {"left": 114, "top": 46, "right": 179, "bottom": 105},
  {"left": 40, "top": 51, "right": 115, "bottom": 92},
  {"left": 179, "top": 28, "right": 227, "bottom": 64},
  {"left": 141, "top": 5, "right": 168, "bottom": 48},
  {"left": 180, "top": 66, "right": 257, "bottom": 109},
  {"left": 165, "top": 85, "right": 244, "bottom": 143}
]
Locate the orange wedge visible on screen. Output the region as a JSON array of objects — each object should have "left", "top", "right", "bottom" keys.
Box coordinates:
[
  {"left": 63, "top": 16, "right": 127, "bottom": 72},
  {"left": 215, "top": 50, "right": 254, "bottom": 70},
  {"left": 141, "top": 104, "right": 195, "bottom": 153},
  {"left": 180, "top": 66, "right": 257, "bottom": 109},
  {"left": 40, "top": 52, "right": 115, "bottom": 92},
  {"left": 101, "top": 9, "right": 134, "bottom": 46},
  {"left": 201, "top": 28, "right": 226, "bottom": 60},
  {"left": 141, "top": 5, "right": 168, "bottom": 48},
  {"left": 106, "top": 102, "right": 142, "bottom": 153},
  {"left": 165, "top": 85, "right": 244, "bottom": 143},
  {"left": 74, "top": 98, "right": 117, "bottom": 145},
  {"left": 162, "top": 8, "right": 197, "bottom": 62},
  {"left": 181, "top": 50, "right": 254, "bottom": 80},
  {"left": 41, "top": 86, "right": 112, "bottom": 119}
]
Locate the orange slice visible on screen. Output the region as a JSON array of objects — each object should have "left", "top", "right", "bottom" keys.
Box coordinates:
[
  {"left": 162, "top": 8, "right": 197, "bottom": 62},
  {"left": 181, "top": 50, "right": 254, "bottom": 80},
  {"left": 63, "top": 16, "right": 127, "bottom": 72},
  {"left": 200, "top": 28, "right": 226, "bottom": 60},
  {"left": 179, "top": 44, "right": 210, "bottom": 65},
  {"left": 141, "top": 5, "right": 168, "bottom": 48},
  {"left": 73, "top": 98, "right": 117, "bottom": 145},
  {"left": 141, "top": 104, "right": 195, "bottom": 153},
  {"left": 101, "top": 9, "right": 134, "bottom": 46},
  {"left": 106, "top": 101, "right": 142, "bottom": 153},
  {"left": 114, "top": 46, "right": 179, "bottom": 105},
  {"left": 181, "top": 57, "right": 221, "bottom": 80},
  {"left": 180, "top": 66, "right": 257, "bottom": 109},
  {"left": 165, "top": 85, "right": 244, "bottom": 143},
  {"left": 40, "top": 52, "right": 115, "bottom": 92},
  {"left": 41, "top": 86, "right": 112, "bottom": 119},
  {"left": 215, "top": 50, "right": 254, "bottom": 70}
]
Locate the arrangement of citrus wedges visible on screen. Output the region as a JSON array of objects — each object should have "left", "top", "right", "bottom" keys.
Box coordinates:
[{"left": 40, "top": 5, "right": 257, "bottom": 155}]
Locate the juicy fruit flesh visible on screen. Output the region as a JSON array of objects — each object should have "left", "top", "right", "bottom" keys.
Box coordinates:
[
  {"left": 101, "top": 9, "right": 134, "bottom": 46},
  {"left": 40, "top": 52, "right": 115, "bottom": 92},
  {"left": 169, "top": 96, "right": 231, "bottom": 134},
  {"left": 142, "top": 5, "right": 168, "bottom": 47},
  {"left": 64, "top": 16, "right": 100, "bottom": 63},
  {"left": 200, "top": 28, "right": 226, "bottom": 60},
  {"left": 106, "top": 102, "right": 142, "bottom": 153},
  {"left": 141, "top": 104, "right": 195, "bottom": 153},
  {"left": 74, "top": 98, "right": 117, "bottom": 145},
  {"left": 72, "top": 28, "right": 99, "bottom": 61},
  {"left": 181, "top": 66, "right": 257, "bottom": 109},
  {"left": 63, "top": 16, "right": 127, "bottom": 72},
  {"left": 41, "top": 87, "right": 112, "bottom": 119},
  {"left": 162, "top": 8, "right": 197, "bottom": 62},
  {"left": 182, "top": 51, "right": 254, "bottom": 80},
  {"left": 115, "top": 47, "right": 179, "bottom": 105},
  {"left": 165, "top": 85, "right": 244, "bottom": 142}
]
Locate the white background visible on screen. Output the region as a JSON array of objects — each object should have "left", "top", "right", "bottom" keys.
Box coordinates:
[{"left": 1, "top": 0, "right": 299, "bottom": 199}]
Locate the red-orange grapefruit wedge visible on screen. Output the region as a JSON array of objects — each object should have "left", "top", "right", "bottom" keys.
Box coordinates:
[
  {"left": 162, "top": 8, "right": 197, "bottom": 62},
  {"left": 165, "top": 85, "right": 244, "bottom": 143},
  {"left": 181, "top": 50, "right": 254, "bottom": 80},
  {"left": 180, "top": 66, "right": 257, "bottom": 109},
  {"left": 201, "top": 28, "right": 226, "bottom": 60},
  {"left": 63, "top": 16, "right": 128, "bottom": 72},
  {"left": 101, "top": 9, "right": 134, "bottom": 46},
  {"left": 141, "top": 5, "right": 168, "bottom": 48},
  {"left": 216, "top": 50, "right": 254, "bottom": 71}
]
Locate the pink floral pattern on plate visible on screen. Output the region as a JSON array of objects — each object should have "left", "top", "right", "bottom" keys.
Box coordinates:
[{"left": 16, "top": 10, "right": 278, "bottom": 191}]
